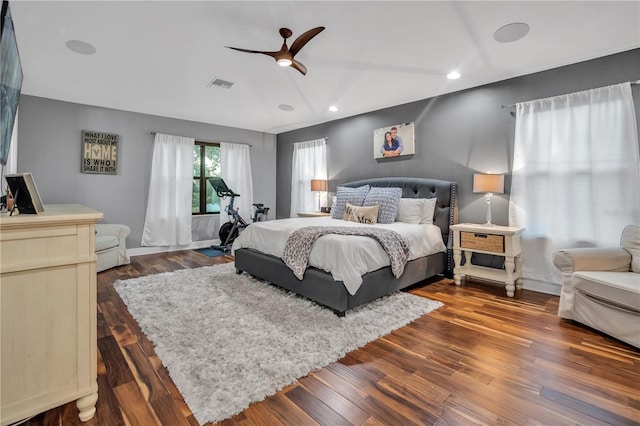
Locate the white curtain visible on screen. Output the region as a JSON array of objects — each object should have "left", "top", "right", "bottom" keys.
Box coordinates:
[
  {"left": 141, "top": 133, "right": 194, "bottom": 246},
  {"left": 509, "top": 82, "right": 640, "bottom": 289},
  {"left": 219, "top": 142, "right": 253, "bottom": 230},
  {"left": 290, "top": 138, "right": 327, "bottom": 217}
]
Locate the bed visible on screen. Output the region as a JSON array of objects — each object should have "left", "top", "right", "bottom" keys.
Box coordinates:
[{"left": 233, "top": 177, "right": 458, "bottom": 315}]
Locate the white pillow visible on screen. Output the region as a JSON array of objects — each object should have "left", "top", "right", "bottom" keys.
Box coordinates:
[
  {"left": 396, "top": 198, "right": 425, "bottom": 224},
  {"left": 395, "top": 198, "right": 438, "bottom": 224},
  {"left": 421, "top": 198, "right": 437, "bottom": 224}
]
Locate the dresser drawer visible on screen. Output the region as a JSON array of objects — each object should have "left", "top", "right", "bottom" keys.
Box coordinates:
[
  {"left": 460, "top": 231, "right": 504, "bottom": 253},
  {"left": 0, "top": 224, "right": 94, "bottom": 274}
]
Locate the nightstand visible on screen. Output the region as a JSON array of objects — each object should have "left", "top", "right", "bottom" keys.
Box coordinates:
[
  {"left": 451, "top": 223, "right": 525, "bottom": 297},
  {"left": 297, "top": 212, "right": 330, "bottom": 217}
]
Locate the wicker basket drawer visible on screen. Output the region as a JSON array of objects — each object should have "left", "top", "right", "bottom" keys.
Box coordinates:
[{"left": 460, "top": 232, "right": 504, "bottom": 253}]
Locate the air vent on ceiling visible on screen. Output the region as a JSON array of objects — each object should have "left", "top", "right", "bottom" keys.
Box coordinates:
[{"left": 207, "top": 78, "right": 234, "bottom": 89}]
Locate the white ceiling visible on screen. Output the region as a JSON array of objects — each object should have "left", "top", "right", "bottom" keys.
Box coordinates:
[{"left": 10, "top": 1, "right": 640, "bottom": 134}]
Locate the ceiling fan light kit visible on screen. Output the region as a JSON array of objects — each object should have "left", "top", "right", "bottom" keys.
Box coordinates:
[{"left": 226, "top": 26, "right": 325, "bottom": 75}]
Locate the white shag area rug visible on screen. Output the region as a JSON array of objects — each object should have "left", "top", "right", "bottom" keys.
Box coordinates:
[{"left": 114, "top": 262, "right": 442, "bottom": 424}]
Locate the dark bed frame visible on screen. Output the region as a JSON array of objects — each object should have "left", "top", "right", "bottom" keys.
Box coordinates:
[{"left": 234, "top": 177, "right": 459, "bottom": 315}]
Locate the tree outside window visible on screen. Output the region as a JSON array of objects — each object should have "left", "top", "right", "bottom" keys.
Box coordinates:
[{"left": 193, "top": 142, "right": 221, "bottom": 214}]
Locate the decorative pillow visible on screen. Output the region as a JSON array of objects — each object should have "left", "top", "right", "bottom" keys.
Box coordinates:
[
  {"left": 421, "top": 198, "right": 438, "bottom": 224},
  {"left": 396, "top": 198, "right": 426, "bottom": 224},
  {"left": 331, "top": 185, "right": 370, "bottom": 219},
  {"left": 344, "top": 203, "right": 378, "bottom": 224},
  {"left": 363, "top": 187, "right": 402, "bottom": 224}
]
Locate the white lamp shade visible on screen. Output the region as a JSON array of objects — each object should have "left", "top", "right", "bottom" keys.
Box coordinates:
[
  {"left": 473, "top": 174, "right": 504, "bottom": 194},
  {"left": 310, "top": 179, "right": 328, "bottom": 192}
]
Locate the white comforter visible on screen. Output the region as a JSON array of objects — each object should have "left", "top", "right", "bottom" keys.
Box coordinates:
[{"left": 232, "top": 217, "right": 446, "bottom": 295}]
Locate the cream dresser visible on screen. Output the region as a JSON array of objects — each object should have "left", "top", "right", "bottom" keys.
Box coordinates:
[{"left": 0, "top": 204, "right": 103, "bottom": 425}]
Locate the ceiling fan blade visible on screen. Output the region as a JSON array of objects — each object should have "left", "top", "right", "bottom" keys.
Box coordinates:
[
  {"left": 290, "top": 59, "right": 308, "bottom": 75},
  {"left": 289, "top": 26, "right": 325, "bottom": 57},
  {"left": 226, "top": 46, "right": 279, "bottom": 59},
  {"left": 226, "top": 26, "right": 323, "bottom": 75}
]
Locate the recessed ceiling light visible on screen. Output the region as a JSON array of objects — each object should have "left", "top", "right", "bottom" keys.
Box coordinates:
[
  {"left": 494, "top": 22, "right": 530, "bottom": 43},
  {"left": 65, "top": 40, "right": 96, "bottom": 55},
  {"left": 447, "top": 71, "right": 461, "bottom": 80},
  {"left": 279, "top": 104, "right": 294, "bottom": 112},
  {"left": 328, "top": 105, "right": 338, "bottom": 112}
]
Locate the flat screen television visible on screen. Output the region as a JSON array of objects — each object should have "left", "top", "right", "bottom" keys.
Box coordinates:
[{"left": 1, "top": 0, "right": 23, "bottom": 166}]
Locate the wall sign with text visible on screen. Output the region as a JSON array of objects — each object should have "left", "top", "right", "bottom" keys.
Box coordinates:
[{"left": 81, "top": 130, "right": 119, "bottom": 175}]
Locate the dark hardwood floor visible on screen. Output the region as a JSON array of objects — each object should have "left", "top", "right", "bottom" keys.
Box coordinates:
[{"left": 21, "top": 250, "right": 640, "bottom": 426}]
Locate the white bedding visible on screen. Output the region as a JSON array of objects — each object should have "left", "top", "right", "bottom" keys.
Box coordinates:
[{"left": 232, "top": 217, "right": 446, "bottom": 295}]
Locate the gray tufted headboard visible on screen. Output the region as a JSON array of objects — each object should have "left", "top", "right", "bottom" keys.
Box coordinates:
[{"left": 342, "top": 177, "right": 459, "bottom": 272}]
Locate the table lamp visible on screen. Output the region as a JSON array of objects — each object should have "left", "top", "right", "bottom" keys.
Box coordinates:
[
  {"left": 473, "top": 173, "right": 504, "bottom": 225},
  {"left": 310, "top": 179, "right": 328, "bottom": 212}
]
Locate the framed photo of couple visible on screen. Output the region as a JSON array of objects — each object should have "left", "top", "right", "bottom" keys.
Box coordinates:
[{"left": 373, "top": 122, "right": 415, "bottom": 159}]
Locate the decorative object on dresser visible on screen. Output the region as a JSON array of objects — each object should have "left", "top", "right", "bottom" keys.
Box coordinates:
[
  {"left": 0, "top": 204, "right": 102, "bottom": 425},
  {"left": 235, "top": 177, "right": 458, "bottom": 315},
  {"left": 451, "top": 223, "right": 524, "bottom": 297},
  {"left": 4, "top": 173, "right": 45, "bottom": 215},
  {"left": 473, "top": 173, "right": 504, "bottom": 225},
  {"left": 552, "top": 224, "right": 640, "bottom": 348},
  {"left": 114, "top": 262, "right": 443, "bottom": 424}
]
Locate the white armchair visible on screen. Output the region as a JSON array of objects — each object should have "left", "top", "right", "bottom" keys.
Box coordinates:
[
  {"left": 95, "top": 224, "right": 130, "bottom": 272},
  {"left": 552, "top": 225, "right": 639, "bottom": 348}
]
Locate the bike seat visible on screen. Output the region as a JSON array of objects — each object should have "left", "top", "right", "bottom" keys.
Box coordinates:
[{"left": 253, "top": 203, "right": 264, "bottom": 208}]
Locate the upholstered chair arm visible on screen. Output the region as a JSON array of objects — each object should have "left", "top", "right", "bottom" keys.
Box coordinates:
[
  {"left": 553, "top": 247, "right": 631, "bottom": 320},
  {"left": 553, "top": 247, "right": 632, "bottom": 273},
  {"left": 96, "top": 223, "right": 131, "bottom": 239},
  {"left": 96, "top": 224, "right": 130, "bottom": 265}
]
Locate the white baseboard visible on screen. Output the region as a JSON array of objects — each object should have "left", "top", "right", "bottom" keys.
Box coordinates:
[
  {"left": 128, "top": 239, "right": 220, "bottom": 258},
  {"left": 521, "top": 278, "right": 561, "bottom": 296}
]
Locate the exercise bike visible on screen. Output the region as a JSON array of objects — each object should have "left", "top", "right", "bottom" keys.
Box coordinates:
[{"left": 209, "top": 177, "right": 270, "bottom": 253}]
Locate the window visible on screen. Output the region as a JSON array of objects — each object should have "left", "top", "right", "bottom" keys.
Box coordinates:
[
  {"left": 290, "top": 139, "right": 327, "bottom": 217},
  {"left": 192, "top": 142, "right": 221, "bottom": 214},
  {"left": 509, "top": 83, "right": 639, "bottom": 288}
]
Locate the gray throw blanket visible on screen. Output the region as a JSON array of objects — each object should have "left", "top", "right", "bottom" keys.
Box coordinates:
[{"left": 282, "top": 226, "right": 410, "bottom": 280}]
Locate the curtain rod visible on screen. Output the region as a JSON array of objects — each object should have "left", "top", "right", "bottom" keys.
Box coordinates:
[
  {"left": 293, "top": 137, "right": 329, "bottom": 145},
  {"left": 500, "top": 79, "right": 640, "bottom": 109},
  {"left": 149, "top": 131, "right": 252, "bottom": 147}
]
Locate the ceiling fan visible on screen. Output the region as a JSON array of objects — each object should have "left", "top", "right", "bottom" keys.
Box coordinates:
[{"left": 226, "top": 27, "right": 325, "bottom": 75}]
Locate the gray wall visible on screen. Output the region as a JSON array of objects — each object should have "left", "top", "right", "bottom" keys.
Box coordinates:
[
  {"left": 276, "top": 49, "right": 640, "bottom": 227},
  {"left": 16, "top": 96, "right": 277, "bottom": 249}
]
